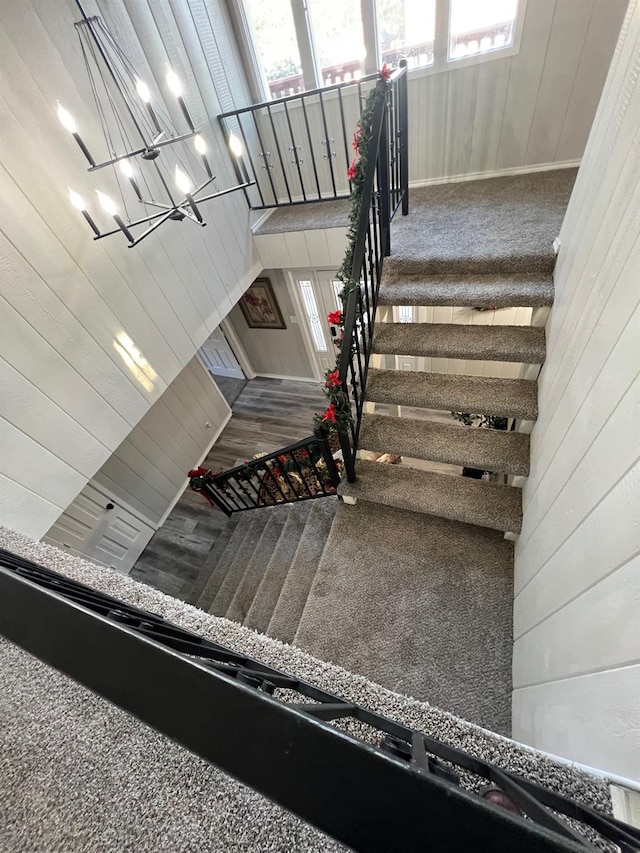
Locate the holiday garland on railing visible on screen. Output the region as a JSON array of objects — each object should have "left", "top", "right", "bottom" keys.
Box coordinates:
[{"left": 314, "top": 64, "right": 391, "bottom": 435}]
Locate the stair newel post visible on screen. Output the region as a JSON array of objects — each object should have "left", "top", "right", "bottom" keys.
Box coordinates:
[
  {"left": 313, "top": 427, "right": 341, "bottom": 488},
  {"left": 202, "top": 478, "right": 233, "bottom": 517},
  {"left": 398, "top": 59, "right": 409, "bottom": 216},
  {"left": 377, "top": 90, "right": 392, "bottom": 259}
]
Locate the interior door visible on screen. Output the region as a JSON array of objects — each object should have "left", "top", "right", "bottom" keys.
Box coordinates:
[
  {"left": 199, "top": 326, "right": 245, "bottom": 379},
  {"left": 44, "top": 483, "right": 155, "bottom": 574},
  {"left": 289, "top": 271, "right": 335, "bottom": 377}
]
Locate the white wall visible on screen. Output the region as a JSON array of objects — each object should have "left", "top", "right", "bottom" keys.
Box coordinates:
[
  {"left": 227, "top": 269, "right": 315, "bottom": 380},
  {"left": 512, "top": 0, "right": 640, "bottom": 782},
  {"left": 0, "top": 0, "right": 260, "bottom": 538}
]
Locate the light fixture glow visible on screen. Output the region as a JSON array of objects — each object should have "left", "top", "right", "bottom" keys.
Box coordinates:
[
  {"left": 228, "top": 133, "right": 243, "bottom": 158},
  {"left": 57, "top": 102, "right": 77, "bottom": 133},
  {"left": 166, "top": 67, "right": 182, "bottom": 96},
  {"left": 96, "top": 190, "right": 118, "bottom": 216},
  {"left": 194, "top": 134, "right": 207, "bottom": 155},
  {"left": 135, "top": 78, "right": 151, "bottom": 103},
  {"left": 174, "top": 165, "right": 193, "bottom": 194},
  {"left": 119, "top": 159, "right": 134, "bottom": 178},
  {"left": 68, "top": 188, "right": 86, "bottom": 211}
]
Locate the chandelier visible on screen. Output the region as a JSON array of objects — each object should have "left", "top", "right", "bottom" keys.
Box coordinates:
[{"left": 59, "top": 2, "right": 253, "bottom": 247}]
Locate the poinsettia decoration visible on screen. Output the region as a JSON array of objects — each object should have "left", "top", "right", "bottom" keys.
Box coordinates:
[{"left": 327, "top": 310, "right": 342, "bottom": 325}]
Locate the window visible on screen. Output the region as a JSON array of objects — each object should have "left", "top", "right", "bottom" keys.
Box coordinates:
[
  {"left": 297, "top": 280, "right": 328, "bottom": 351},
  {"left": 237, "top": 0, "right": 524, "bottom": 101},
  {"left": 332, "top": 280, "right": 344, "bottom": 312},
  {"left": 397, "top": 306, "right": 413, "bottom": 323},
  {"left": 449, "top": 0, "right": 519, "bottom": 62},
  {"left": 377, "top": 0, "right": 436, "bottom": 70}
]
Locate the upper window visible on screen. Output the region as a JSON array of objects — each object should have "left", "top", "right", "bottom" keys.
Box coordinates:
[
  {"left": 449, "top": 0, "right": 519, "bottom": 62},
  {"left": 237, "top": 0, "right": 523, "bottom": 101}
]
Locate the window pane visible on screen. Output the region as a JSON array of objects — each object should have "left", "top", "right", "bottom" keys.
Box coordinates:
[
  {"left": 332, "top": 280, "right": 343, "bottom": 311},
  {"left": 449, "top": 0, "right": 519, "bottom": 61},
  {"left": 376, "top": 0, "right": 435, "bottom": 70},
  {"left": 244, "top": 0, "right": 304, "bottom": 99},
  {"left": 398, "top": 305, "right": 413, "bottom": 323},
  {"left": 298, "top": 280, "right": 328, "bottom": 352},
  {"left": 307, "top": 0, "right": 366, "bottom": 86}
]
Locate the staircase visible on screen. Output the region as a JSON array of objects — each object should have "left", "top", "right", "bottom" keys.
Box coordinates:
[
  {"left": 338, "top": 169, "right": 577, "bottom": 532},
  {"left": 192, "top": 498, "right": 339, "bottom": 645}
]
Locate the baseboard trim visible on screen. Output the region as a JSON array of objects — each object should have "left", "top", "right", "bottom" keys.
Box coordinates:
[
  {"left": 255, "top": 372, "right": 320, "bottom": 384},
  {"left": 408, "top": 159, "right": 581, "bottom": 189},
  {"left": 156, "top": 408, "right": 233, "bottom": 528},
  {"left": 250, "top": 208, "right": 275, "bottom": 233}
]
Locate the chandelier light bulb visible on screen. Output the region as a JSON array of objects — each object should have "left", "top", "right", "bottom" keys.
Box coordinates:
[
  {"left": 68, "top": 188, "right": 86, "bottom": 211},
  {"left": 119, "top": 159, "right": 134, "bottom": 178},
  {"left": 174, "top": 165, "right": 193, "bottom": 194},
  {"left": 194, "top": 135, "right": 207, "bottom": 155},
  {"left": 135, "top": 78, "right": 151, "bottom": 103},
  {"left": 57, "top": 102, "right": 77, "bottom": 133},
  {"left": 228, "top": 133, "right": 243, "bottom": 158},
  {"left": 166, "top": 67, "right": 182, "bottom": 97},
  {"left": 96, "top": 190, "right": 118, "bottom": 216}
]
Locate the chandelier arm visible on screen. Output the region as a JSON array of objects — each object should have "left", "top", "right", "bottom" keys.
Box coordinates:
[
  {"left": 86, "top": 132, "right": 197, "bottom": 171},
  {"left": 74, "top": 1, "right": 151, "bottom": 149},
  {"left": 195, "top": 181, "right": 255, "bottom": 204}
]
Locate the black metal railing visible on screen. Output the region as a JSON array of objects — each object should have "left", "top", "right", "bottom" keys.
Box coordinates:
[
  {"left": 2, "top": 550, "right": 639, "bottom": 853},
  {"left": 218, "top": 62, "right": 408, "bottom": 211},
  {"left": 336, "top": 67, "right": 407, "bottom": 480},
  {"left": 190, "top": 429, "right": 340, "bottom": 517}
]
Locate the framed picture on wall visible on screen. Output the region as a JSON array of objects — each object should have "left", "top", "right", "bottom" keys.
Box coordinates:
[{"left": 239, "top": 277, "right": 286, "bottom": 329}]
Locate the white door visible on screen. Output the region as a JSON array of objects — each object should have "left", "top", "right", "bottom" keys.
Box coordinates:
[
  {"left": 199, "top": 326, "right": 245, "bottom": 379},
  {"left": 44, "top": 483, "right": 155, "bottom": 574}
]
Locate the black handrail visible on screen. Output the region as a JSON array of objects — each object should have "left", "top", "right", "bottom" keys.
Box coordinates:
[
  {"left": 2, "top": 550, "right": 638, "bottom": 853},
  {"left": 190, "top": 429, "right": 340, "bottom": 516},
  {"left": 336, "top": 62, "right": 409, "bottom": 480}
]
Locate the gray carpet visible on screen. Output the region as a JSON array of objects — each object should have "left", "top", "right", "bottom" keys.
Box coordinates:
[
  {"left": 1, "top": 527, "right": 613, "bottom": 853},
  {"left": 360, "top": 413, "right": 530, "bottom": 475},
  {"left": 378, "top": 272, "right": 554, "bottom": 307},
  {"left": 255, "top": 198, "right": 350, "bottom": 234},
  {"left": 373, "top": 322, "right": 547, "bottom": 363},
  {"left": 382, "top": 169, "right": 577, "bottom": 276},
  {"left": 339, "top": 460, "right": 523, "bottom": 533},
  {"left": 295, "top": 500, "right": 514, "bottom": 733},
  {"left": 366, "top": 369, "right": 539, "bottom": 420}
]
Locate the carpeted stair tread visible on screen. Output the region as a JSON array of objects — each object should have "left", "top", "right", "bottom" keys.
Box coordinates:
[
  {"left": 244, "top": 501, "right": 314, "bottom": 634},
  {"left": 360, "top": 414, "right": 530, "bottom": 476},
  {"left": 267, "top": 498, "right": 338, "bottom": 644},
  {"left": 339, "top": 460, "right": 522, "bottom": 532},
  {"left": 366, "top": 368, "right": 538, "bottom": 420},
  {"left": 373, "top": 323, "right": 546, "bottom": 363},
  {"left": 381, "top": 169, "right": 576, "bottom": 277},
  {"left": 186, "top": 514, "right": 240, "bottom": 608},
  {"left": 225, "top": 509, "right": 288, "bottom": 625},
  {"left": 209, "top": 514, "right": 267, "bottom": 617},
  {"left": 194, "top": 514, "right": 245, "bottom": 611},
  {"left": 378, "top": 273, "right": 554, "bottom": 308}
]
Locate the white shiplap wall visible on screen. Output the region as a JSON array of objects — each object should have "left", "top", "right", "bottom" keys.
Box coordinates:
[
  {"left": 512, "top": 0, "right": 640, "bottom": 782},
  {"left": 0, "top": 0, "right": 260, "bottom": 538}
]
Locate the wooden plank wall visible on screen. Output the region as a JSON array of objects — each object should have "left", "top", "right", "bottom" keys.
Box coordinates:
[
  {"left": 0, "top": 0, "right": 260, "bottom": 538},
  {"left": 512, "top": 0, "right": 640, "bottom": 782}
]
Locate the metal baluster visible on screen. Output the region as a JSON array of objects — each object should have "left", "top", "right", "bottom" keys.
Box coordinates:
[
  {"left": 220, "top": 477, "right": 244, "bottom": 512},
  {"left": 266, "top": 103, "right": 292, "bottom": 204},
  {"left": 313, "top": 428, "right": 340, "bottom": 489},
  {"left": 202, "top": 481, "right": 233, "bottom": 517},
  {"left": 399, "top": 60, "right": 409, "bottom": 216},
  {"left": 318, "top": 91, "right": 337, "bottom": 197},
  {"left": 288, "top": 449, "right": 313, "bottom": 497},
  {"left": 301, "top": 97, "right": 322, "bottom": 200},
  {"left": 264, "top": 458, "right": 290, "bottom": 505},
  {"left": 250, "top": 108, "right": 278, "bottom": 205},
  {"left": 283, "top": 100, "right": 306, "bottom": 201},
  {"left": 238, "top": 113, "right": 266, "bottom": 208},
  {"left": 231, "top": 473, "right": 255, "bottom": 509},
  {"left": 279, "top": 454, "right": 303, "bottom": 500},
  {"left": 337, "top": 87, "right": 351, "bottom": 181}
]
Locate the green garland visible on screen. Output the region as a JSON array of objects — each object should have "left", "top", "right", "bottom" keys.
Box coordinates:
[{"left": 314, "top": 70, "right": 391, "bottom": 435}]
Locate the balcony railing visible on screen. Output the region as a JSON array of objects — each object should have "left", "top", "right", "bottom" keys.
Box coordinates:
[{"left": 2, "top": 549, "right": 639, "bottom": 853}]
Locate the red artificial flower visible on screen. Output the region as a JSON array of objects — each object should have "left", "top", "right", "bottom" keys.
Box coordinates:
[
  {"left": 188, "top": 467, "right": 208, "bottom": 478},
  {"left": 321, "top": 404, "right": 337, "bottom": 424},
  {"left": 352, "top": 128, "right": 361, "bottom": 152},
  {"left": 347, "top": 159, "right": 358, "bottom": 181},
  {"left": 301, "top": 449, "right": 309, "bottom": 459},
  {"left": 325, "top": 370, "right": 342, "bottom": 388},
  {"left": 278, "top": 455, "right": 287, "bottom": 463},
  {"left": 327, "top": 310, "right": 342, "bottom": 325},
  {"left": 379, "top": 63, "right": 391, "bottom": 82}
]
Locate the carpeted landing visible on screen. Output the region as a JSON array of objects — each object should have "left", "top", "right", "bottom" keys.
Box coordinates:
[
  {"left": 188, "top": 495, "right": 514, "bottom": 735},
  {"left": 1, "top": 527, "right": 612, "bottom": 853}
]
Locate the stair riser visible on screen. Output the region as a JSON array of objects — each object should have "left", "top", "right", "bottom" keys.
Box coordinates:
[{"left": 359, "top": 438, "right": 530, "bottom": 476}]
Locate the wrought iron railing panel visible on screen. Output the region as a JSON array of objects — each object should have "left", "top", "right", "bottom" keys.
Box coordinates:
[
  {"left": 2, "top": 550, "right": 638, "bottom": 853},
  {"left": 190, "top": 430, "right": 341, "bottom": 516}
]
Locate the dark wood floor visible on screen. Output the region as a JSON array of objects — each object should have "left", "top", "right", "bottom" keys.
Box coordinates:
[{"left": 130, "top": 377, "right": 326, "bottom": 601}]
